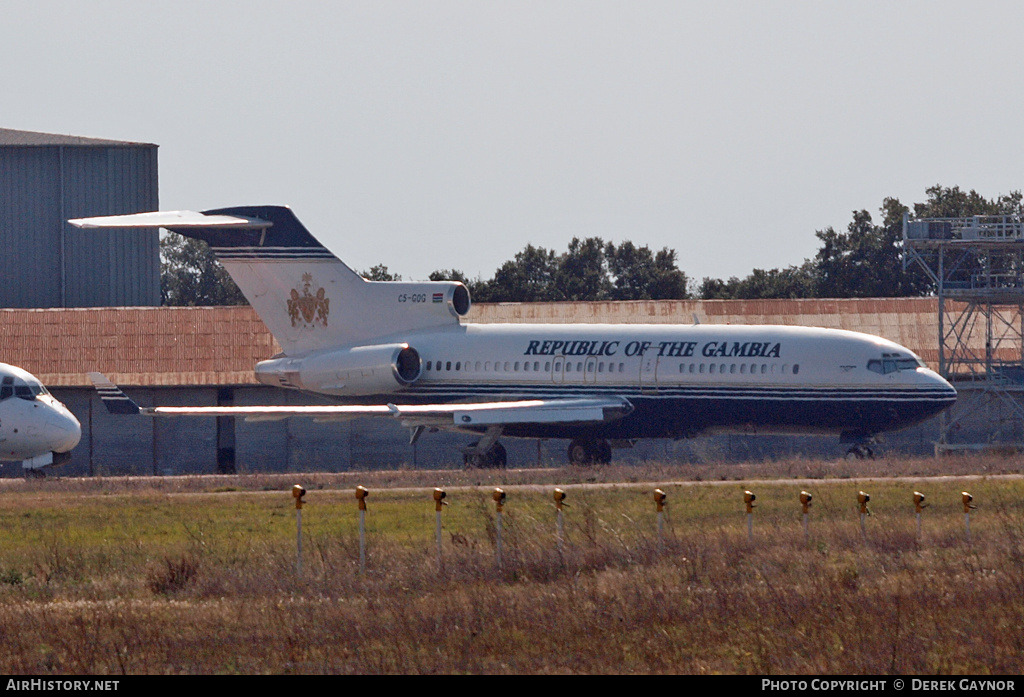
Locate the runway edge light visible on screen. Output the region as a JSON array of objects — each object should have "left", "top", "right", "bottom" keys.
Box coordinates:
[
  {"left": 962, "top": 492, "right": 976, "bottom": 513},
  {"left": 433, "top": 487, "right": 448, "bottom": 511},
  {"left": 654, "top": 489, "right": 667, "bottom": 512},
  {"left": 800, "top": 491, "right": 813, "bottom": 515},
  {"left": 858, "top": 491, "right": 871, "bottom": 516}
]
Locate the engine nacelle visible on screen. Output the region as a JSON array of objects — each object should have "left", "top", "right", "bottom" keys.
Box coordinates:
[
  {"left": 391, "top": 280, "right": 470, "bottom": 319},
  {"left": 255, "top": 343, "right": 423, "bottom": 396}
]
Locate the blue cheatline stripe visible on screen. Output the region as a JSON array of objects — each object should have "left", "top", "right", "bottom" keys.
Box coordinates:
[
  {"left": 401, "top": 383, "right": 955, "bottom": 401},
  {"left": 406, "top": 382, "right": 952, "bottom": 395},
  {"left": 211, "top": 246, "right": 336, "bottom": 260}
]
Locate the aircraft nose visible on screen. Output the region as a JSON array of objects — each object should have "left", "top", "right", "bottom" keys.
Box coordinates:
[
  {"left": 49, "top": 407, "right": 82, "bottom": 453},
  {"left": 927, "top": 370, "right": 958, "bottom": 406}
]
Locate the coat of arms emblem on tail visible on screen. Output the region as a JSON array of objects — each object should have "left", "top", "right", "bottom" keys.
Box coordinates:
[{"left": 287, "top": 273, "right": 330, "bottom": 328}]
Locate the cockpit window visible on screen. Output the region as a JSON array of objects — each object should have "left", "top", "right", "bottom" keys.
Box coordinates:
[
  {"left": 0, "top": 375, "right": 47, "bottom": 401},
  {"left": 867, "top": 352, "right": 925, "bottom": 375}
]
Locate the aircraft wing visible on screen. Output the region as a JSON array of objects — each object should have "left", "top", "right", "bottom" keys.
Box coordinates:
[{"left": 87, "top": 373, "right": 633, "bottom": 428}]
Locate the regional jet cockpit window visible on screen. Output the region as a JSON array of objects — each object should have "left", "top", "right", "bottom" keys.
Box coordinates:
[
  {"left": 0, "top": 374, "right": 48, "bottom": 401},
  {"left": 867, "top": 353, "right": 925, "bottom": 375}
]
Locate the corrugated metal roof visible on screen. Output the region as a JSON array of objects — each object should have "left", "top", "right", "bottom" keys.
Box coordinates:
[
  {"left": 0, "top": 128, "right": 156, "bottom": 148},
  {"left": 0, "top": 299, "right": 984, "bottom": 386}
]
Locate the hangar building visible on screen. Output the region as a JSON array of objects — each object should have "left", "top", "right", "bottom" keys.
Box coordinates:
[{"left": 0, "top": 128, "right": 159, "bottom": 308}]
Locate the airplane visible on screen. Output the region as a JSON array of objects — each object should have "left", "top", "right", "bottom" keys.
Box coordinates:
[
  {"left": 72, "top": 205, "right": 957, "bottom": 466},
  {"left": 0, "top": 362, "right": 81, "bottom": 476}
]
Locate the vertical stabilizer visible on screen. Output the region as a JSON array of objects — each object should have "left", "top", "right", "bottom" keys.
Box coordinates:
[{"left": 70, "top": 206, "right": 471, "bottom": 355}]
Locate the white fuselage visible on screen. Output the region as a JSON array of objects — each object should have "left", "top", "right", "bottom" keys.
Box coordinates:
[
  {"left": 256, "top": 322, "right": 956, "bottom": 440},
  {"left": 0, "top": 363, "right": 81, "bottom": 466}
]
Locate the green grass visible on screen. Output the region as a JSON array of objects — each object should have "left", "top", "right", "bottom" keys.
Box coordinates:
[{"left": 0, "top": 457, "right": 1020, "bottom": 673}]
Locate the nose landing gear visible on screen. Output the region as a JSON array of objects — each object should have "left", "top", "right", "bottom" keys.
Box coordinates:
[{"left": 845, "top": 442, "right": 878, "bottom": 460}]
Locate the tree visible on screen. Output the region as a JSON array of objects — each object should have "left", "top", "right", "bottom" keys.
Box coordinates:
[
  {"left": 698, "top": 264, "right": 816, "bottom": 300},
  {"left": 815, "top": 205, "right": 937, "bottom": 298},
  {"left": 428, "top": 269, "right": 469, "bottom": 284},
  {"left": 469, "top": 236, "right": 691, "bottom": 303},
  {"left": 484, "top": 244, "right": 561, "bottom": 302},
  {"left": 605, "top": 241, "right": 689, "bottom": 300},
  {"left": 698, "top": 276, "right": 742, "bottom": 300},
  {"left": 552, "top": 237, "right": 612, "bottom": 301},
  {"left": 428, "top": 269, "right": 491, "bottom": 303},
  {"left": 361, "top": 264, "right": 402, "bottom": 281},
  {"left": 160, "top": 233, "right": 247, "bottom": 306},
  {"left": 912, "top": 184, "right": 1023, "bottom": 219},
  {"left": 734, "top": 264, "right": 816, "bottom": 299}
]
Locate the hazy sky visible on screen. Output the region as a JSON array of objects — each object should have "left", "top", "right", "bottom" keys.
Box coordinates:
[{"left": 5, "top": 1, "right": 1024, "bottom": 286}]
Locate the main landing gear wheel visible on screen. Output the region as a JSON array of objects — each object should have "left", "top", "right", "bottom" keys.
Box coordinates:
[
  {"left": 567, "top": 438, "right": 612, "bottom": 465},
  {"left": 845, "top": 444, "right": 875, "bottom": 460},
  {"left": 463, "top": 441, "right": 507, "bottom": 469}
]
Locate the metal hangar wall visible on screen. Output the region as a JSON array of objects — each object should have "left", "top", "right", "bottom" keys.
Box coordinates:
[{"left": 0, "top": 128, "right": 159, "bottom": 308}]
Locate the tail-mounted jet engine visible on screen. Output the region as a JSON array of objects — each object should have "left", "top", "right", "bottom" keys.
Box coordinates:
[{"left": 255, "top": 343, "right": 422, "bottom": 396}]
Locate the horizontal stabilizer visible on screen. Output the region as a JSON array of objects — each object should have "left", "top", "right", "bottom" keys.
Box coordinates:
[
  {"left": 69, "top": 206, "right": 320, "bottom": 251},
  {"left": 87, "top": 373, "right": 141, "bottom": 415},
  {"left": 69, "top": 210, "right": 271, "bottom": 230}
]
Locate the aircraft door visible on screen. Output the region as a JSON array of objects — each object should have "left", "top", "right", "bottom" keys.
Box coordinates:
[
  {"left": 550, "top": 356, "right": 566, "bottom": 383},
  {"left": 640, "top": 353, "right": 659, "bottom": 392}
]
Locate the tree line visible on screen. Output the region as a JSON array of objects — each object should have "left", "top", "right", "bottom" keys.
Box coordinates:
[{"left": 161, "top": 185, "right": 1023, "bottom": 306}]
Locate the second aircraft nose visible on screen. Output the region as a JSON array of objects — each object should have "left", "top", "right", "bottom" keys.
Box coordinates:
[{"left": 48, "top": 406, "right": 82, "bottom": 454}]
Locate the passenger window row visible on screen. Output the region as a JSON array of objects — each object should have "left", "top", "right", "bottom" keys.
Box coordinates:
[
  {"left": 422, "top": 359, "right": 798, "bottom": 376},
  {"left": 424, "top": 360, "right": 629, "bottom": 373},
  {"left": 678, "top": 362, "right": 800, "bottom": 375}
]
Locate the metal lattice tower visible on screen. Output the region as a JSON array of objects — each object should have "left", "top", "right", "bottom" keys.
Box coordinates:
[{"left": 903, "top": 213, "right": 1024, "bottom": 453}]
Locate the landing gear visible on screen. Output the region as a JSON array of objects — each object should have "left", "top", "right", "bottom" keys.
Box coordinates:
[
  {"left": 463, "top": 441, "right": 507, "bottom": 469},
  {"left": 845, "top": 444, "right": 876, "bottom": 460},
  {"left": 841, "top": 430, "right": 880, "bottom": 460},
  {"left": 567, "top": 438, "right": 612, "bottom": 465}
]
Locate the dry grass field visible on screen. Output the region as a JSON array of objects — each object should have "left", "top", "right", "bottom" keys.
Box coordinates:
[{"left": 0, "top": 454, "right": 1021, "bottom": 674}]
